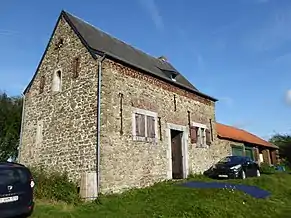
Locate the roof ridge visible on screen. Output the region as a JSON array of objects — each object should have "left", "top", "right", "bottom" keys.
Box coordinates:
[{"left": 63, "top": 10, "right": 170, "bottom": 67}]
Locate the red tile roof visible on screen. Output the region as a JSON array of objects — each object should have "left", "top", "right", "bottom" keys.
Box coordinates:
[{"left": 216, "top": 123, "right": 278, "bottom": 149}]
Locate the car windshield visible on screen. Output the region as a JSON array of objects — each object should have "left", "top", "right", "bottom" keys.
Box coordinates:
[
  {"left": 0, "top": 168, "right": 29, "bottom": 185},
  {"left": 218, "top": 156, "right": 245, "bottom": 164}
]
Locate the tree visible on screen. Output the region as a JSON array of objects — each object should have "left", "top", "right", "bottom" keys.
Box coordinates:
[
  {"left": 269, "top": 133, "right": 291, "bottom": 166},
  {"left": 0, "top": 92, "right": 23, "bottom": 162}
]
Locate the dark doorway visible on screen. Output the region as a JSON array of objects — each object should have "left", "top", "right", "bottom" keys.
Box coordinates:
[{"left": 171, "top": 129, "right": 183, "bottom": 179}]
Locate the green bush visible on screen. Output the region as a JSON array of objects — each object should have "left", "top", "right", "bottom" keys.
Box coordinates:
[
  {"left": 260, "top": 163, "right": 276, "bottom": 174},
  {"left": 278, "top": 160, "right": 291, "bottom": 172},
  {"left": 30, "top": 167, "right": 80, "bottom": 204}
]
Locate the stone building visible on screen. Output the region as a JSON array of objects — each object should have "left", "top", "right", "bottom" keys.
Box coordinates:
[
  {"left": 19, "top": 10, "right": 269, "bottom": 196},
  {"left": 216, "top": 123, "right": 279, "bottom": 165}
]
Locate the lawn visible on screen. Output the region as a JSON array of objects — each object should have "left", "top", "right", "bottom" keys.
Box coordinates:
[{"left": 31, "top": 173, "right": 291, "bottom": 218}]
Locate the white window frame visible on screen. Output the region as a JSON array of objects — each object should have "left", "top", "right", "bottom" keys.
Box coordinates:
[
  {"left": 52, "top": 69, "right": 62, "bottom": 92},
  {"left": 192, "top": 122, "right": 208, "bottom": 148},
  {"left": 132, "top": 108, "right": 158, "bottom": 143}
]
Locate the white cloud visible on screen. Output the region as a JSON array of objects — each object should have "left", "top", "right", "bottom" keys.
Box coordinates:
[
  {"left": 138, "top": 0, "right": 164, "bottom": 31},
  {"left": 0, "top": 29, "right": 18, "bottom": 36},
  {"left": 286, "top": 89, "right": 291, "bottom": 105}
]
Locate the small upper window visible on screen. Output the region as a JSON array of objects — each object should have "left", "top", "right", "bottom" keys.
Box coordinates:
[
  {"left": 55, "top": 38, "right": 64, "bottom": 49},
  {"left": 72, "top": 57, "right": 80, "bottom": 78},
  {"left": 171, "top": 74, "right": 177, "bottom": 81},
  {"left": 39, "top": 75, "right": 45, "bottom": 94},
  {"left": 170, "top": 72, "right": 178, "bottom": 81},
  {"left": 52, "top": 70, "right": 62, "bottom": 92}
]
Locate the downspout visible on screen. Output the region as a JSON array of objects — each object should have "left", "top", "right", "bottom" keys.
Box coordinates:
[
  {"left": 18, "top": 94, "right": 26, "bottom": 163},
  {"left": 96, "top": 54, "right": 106, "bottom": 197}
]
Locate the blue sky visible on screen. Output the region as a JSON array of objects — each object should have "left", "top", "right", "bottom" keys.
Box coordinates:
[{"left": 1, "top": 0, "right": 290, "bottom": 139}]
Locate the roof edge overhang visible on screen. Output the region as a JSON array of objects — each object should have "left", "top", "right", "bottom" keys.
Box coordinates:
[
  {"left": 91, "top": 49, "right": 218, "bottom": 102},
  {"left": 217, "top": 135, "right": 278, "bottom": 149}
]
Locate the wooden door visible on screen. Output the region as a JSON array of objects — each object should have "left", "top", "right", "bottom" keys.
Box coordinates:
[{"left": 171, "top": 130, "right": 183, "bottom": 179}]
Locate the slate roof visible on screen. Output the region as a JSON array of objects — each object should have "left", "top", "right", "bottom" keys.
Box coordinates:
[
  {"left": 24, "top": 10, "right": 217, "bottom": 101},
  {"left": 216, "top": 123, "right": 278, "bottom": 149}
]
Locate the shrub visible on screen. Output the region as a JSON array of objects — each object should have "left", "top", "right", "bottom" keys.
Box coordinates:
[
  {"left": 30, "top": 167, "right": 80, "bottom": 204},
  {"left": 260, "top": 163, "right": 276, "bottom": 174},
  {"left": 278, "top": 160, "right": 291, "bottom": 172}
]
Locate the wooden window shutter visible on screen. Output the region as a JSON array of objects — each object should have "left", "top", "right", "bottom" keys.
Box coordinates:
[
  {"left": 73, "top": 57, "right": 80, "bottom": 78},
  {"left": 190, "top": 126, "right": 198, "bottom": 143},
  {"left": 135, "top": 113, "right": 145, "bottom": 137},
  {"left": 271, "top": 150, "right": 277, "bottom": 165},
  {"left": 147, "top": 116, "right": 155, "bottom": 138},
  {"left": 39, "top": 75, "right": 45, "bottom": 93},
  {"left": 206, "top": 129, "right": 211, "bottom": 145}
]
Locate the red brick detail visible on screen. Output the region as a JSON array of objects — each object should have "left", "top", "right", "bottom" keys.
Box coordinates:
[
  {"left": 131, "top": 98, "right": 158, "bottom": 112},
  {"left": 107, "top": 60, "right": 213, "bottom": 106},
  {"left": 166, "top": 116, "right": 186, "bottom": 126}
]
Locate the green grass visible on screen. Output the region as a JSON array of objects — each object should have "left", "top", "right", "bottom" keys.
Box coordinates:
[{"left": 31, "top": 173, "right": 291, "bottom": 218}]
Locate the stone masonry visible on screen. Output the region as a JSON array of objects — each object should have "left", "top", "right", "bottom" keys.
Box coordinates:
[
  {"left": 99, "top": 59, "right": 230, "bottom": 193},
  {"left": 20, "top": 13, "right": 230, "bottom": 194},
  {"left": 216, "top": 138, "right": 243, "bottom": 155},
  {"left": 19, "top": 17, "right": 99, "bottom": 180}
]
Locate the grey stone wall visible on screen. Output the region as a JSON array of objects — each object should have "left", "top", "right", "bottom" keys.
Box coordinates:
[
  {"left": 98, "top": 59, "right": 230, "bottom": 194},
  {"left": 215, "top": 137, "right": 242, "bottom": 157},
  {"left": 19, "top": 16, "right": 99, "bottom": 181}
]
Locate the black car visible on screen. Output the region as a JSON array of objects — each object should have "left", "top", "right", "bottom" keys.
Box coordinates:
[
  {"left": 0, "top": 162, "right": 35, "bottom": 218},
  {"left": 205, "top": 156, "right": 261, "bottom": 179}
]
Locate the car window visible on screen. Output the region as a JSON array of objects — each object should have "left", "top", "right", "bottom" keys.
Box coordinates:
[
  {"left": 0, "top": 168, "right": 29, "bottom": 185},
  {"left": 218, "top": 157, "right": 232, "bottom": 163},
  {"left": 218, "top": 156, "right": 244, "bottom": 164}
]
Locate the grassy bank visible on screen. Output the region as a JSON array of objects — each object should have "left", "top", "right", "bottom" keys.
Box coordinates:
[{"left": 31, "top": 173, "right": 291, "bottom": 218}]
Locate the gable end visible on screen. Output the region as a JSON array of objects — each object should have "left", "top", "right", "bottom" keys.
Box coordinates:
[{"left": 23, "top": 10, "right": 96, "bottom": 95}]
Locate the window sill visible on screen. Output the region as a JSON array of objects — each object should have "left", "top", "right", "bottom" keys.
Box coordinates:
[
  {"left": 133, "top": 136, "right": 157, "bottom": 143},
  {"left": 196, "top": 144, "right": 209, "bottom": 149},
  {"left": 51, "top": 90, "right": 62, "bottom": 96}
]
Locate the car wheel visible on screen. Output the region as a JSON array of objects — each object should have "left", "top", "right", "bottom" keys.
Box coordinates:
[
  {"left": 241, "top": 170, "right": 246, "bottom": 180},
  {"left": 256, "top": 169, "right": 261, "bottom": 177}
]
